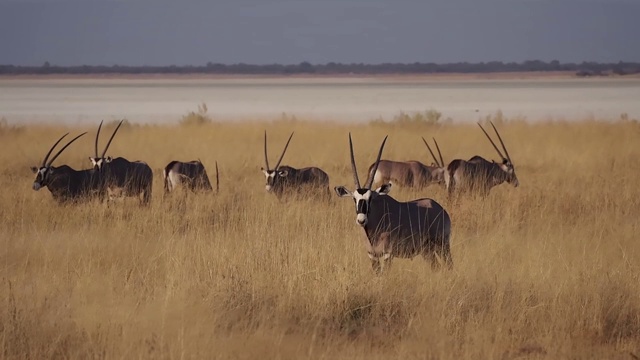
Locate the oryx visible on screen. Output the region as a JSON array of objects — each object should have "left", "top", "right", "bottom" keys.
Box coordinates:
[
  {"left": 367, "top": 137, "right": 446, "bottom": 189},
  {"left": 31, "top": 132, "right": 102, "bottom": 203},
  {"left": 261, "top": 131, "right": 330, "bottom": 200},
  {"left": 163, "top": 160, "right": 219, "bottom": 194},
  {"left": 89, "top": 120, "right": 154, "bottom": 205},
  {"left": 334, "top": 134, "right": 453, "bottom": 274},
  {"left": 445, "top": 121, "right": 519, "bottom": 197}
]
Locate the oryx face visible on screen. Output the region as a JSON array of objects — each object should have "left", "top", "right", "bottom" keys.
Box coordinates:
[
  {"left": 335, "top": 184, "right": 391, "bottom": 226},
  {"left": 499, "top": 159, "right": 519, "bottom": 187},
  {"left": 30, "top": 166, "right": 51, "bottom": 191},
  {"left": 261, "top": 167, "right": 291, "bottom": 192},
  {"left": 89, "top": 156, "right": 113, "bottom": 171}
]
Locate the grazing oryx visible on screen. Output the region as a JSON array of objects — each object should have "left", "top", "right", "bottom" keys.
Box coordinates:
[
  {"left": 335, "top": 134, "right": 453, "bottom": 274},
  {"left": 445, "top": 121, "right": 519, "bottom": 197},
  {"left": 261, "top": 131, "right": 330, "bottom": 200},
  {"left": 89, "top": 120, "right": 154, "bottom": 205},
  {"left": 31, "top": 132, "right": 102, "bottom": 203},
  {"left": 163, "top": 160, "right": 219, "bottom": 194},
  {"left": 367, "top": 137, "right": 446, "bottom": 189}
]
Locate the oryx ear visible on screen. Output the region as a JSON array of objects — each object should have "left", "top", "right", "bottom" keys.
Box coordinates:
[
  {"left": 334, "top": 186, "right": 352, "bottom": 198},
  {"left": 375, "top": 183, "right": 392, "bottom": 195},
  {"left": 278, "top": 170, "right": 288, "bottom": 177},
  {"left": 30, "top": 166, "right": 38, "bottom": 174},
  {"left": 105, "top": 156, "right": 113, "bottom": 162}
]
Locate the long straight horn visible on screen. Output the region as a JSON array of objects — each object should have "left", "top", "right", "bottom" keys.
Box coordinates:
[
  {"left": 422, "top": 137, "right": 440, "bottom": 167},
  {"left": 47, "top": 132, "right": 88, "bottom": 167},
  {"left": 348, "top": 133, "right": 361, "bottom": 189},
  {"left": 42, "top": 132, "right": 69, "bottom": 167},
  {"left": 274, "top": 132, "right": 294, "bottom": 170},
  {"left": 100, "top": 119, "right": 124, "bottom": 158},
  {"left": 490, "top": 121, "right": 512, "bottom": 163},
  {"left": 365, "top": 135, "right": 388, "bottom": 189},
  {"left": 215, "top": 161, "right": 219, "bottom": 193},
  {"left": 433, "top": 137, "right": 445, "bottom": 168},
  {"left": 477, "top": 122, "right": 505, "bottom": 160},
  {"left": 263, "top": 131, "right": 270, "bottom": 170},
  {"left": 95, "top": 120, "right": 103, "bottom": 158}
]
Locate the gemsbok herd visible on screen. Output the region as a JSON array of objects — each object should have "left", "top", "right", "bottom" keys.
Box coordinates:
[{"left": 30, "top": 121, "right": 518, "bottom": 274}]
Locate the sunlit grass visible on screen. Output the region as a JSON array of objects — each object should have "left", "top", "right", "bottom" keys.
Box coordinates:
[{"left": 1, "top": 118, "right": 640, "bottom": 359}]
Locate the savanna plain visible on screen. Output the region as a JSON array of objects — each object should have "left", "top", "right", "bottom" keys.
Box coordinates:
[{"left": 1, "top": 118, "right": 640, "bottom": 359}]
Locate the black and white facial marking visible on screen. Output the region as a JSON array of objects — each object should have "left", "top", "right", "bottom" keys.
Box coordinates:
[
  {"left": 30, "top": 166, "right": 51, "bottom": 191},
  {"left": 353, "top": 188, "right": 372, "bottom": 225},
  {"left": 499, "top": 159, "right": 519, "bottom": 187},
  {"left": 89, "top": 156, "right": 113, "bottom": 171},
  {"left": 261, "top": 168, "right": 291, "bottom": 192},
  {"left": 335, "top": 184, "right": 391, "bottom": 226}
]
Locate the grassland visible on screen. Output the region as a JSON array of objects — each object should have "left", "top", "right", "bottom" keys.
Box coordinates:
[{"left": 1, "top": 119, "right": 640, "bottom": 359}]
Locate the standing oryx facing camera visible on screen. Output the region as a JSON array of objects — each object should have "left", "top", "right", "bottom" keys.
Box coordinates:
[
  {"left": 334, "top": 134, "right": 453, "bottom": 274},
  {"left": 31, "top": 132, "right": 102, "bottom": 203},
  {"left": 89, "top": 120, "right": 153, "bottom": 205},
  {"left": 261, "top": 131, "right": 330, "bottom": 200}
]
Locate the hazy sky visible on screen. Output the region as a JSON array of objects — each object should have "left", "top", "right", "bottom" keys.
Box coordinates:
[{"left": 1, "top": 0, "right": 638, "bottom": 66}]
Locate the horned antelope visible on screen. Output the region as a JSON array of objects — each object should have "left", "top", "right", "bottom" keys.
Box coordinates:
[
  {"left": 367, "top": 137, "right": 446, "bottom": 189},
  {"left": 445, "top": 121, "right": 519, "bottom": 197},
  {"left": 335, "top": 134, "right": 453, "bottom": 274},
  {"left": 261, "top": 131, "right": 330, "bottom": 200},
  {"left": 89, "top": 120, "right": 154, "bottom": 205},
  {"left": 163, "top": 160, "right": 219, "bottom": 194},
  {"left": 31, "top": 132, "right": 102, "bottom": 203}
]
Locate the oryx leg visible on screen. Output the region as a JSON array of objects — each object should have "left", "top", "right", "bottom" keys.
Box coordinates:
[
  {"left": 424, "top": 243, "right": 453, "bottom": 271},
  {"left": 381, "top": 252, "right": 393, "bottom": 273},
  {"left": 368, "top": 252, "right": 382, "bottom": 275}
]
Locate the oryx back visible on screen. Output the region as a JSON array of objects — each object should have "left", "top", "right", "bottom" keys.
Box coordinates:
[{"left": 163, "top": 160, "right": 214, "bottom": 193}]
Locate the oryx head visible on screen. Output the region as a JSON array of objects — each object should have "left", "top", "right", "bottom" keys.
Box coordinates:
[
  {"left": 31, "top": 132, "right": 87, "bottom": 190},
  {"left": 89, "top": 120, "right": 124, "bottom": 171},
  {"left": 422, "top": 136, "right": 446, "bottom": 184},
  {"left": 478, "top": 121, "right": 519, "bottom": 187},
  {"left": 335, "top": 133, "right": 390, "bottom": 226},
  {"left": 260, "top": 131, "right": 294, "bottom": 193}
]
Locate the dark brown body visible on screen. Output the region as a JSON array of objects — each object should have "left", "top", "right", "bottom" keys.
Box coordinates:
[
  {"left": 99, "top": 157, "right": 153, "bottom": 204},
  {"left": 267, "top": 165, "right": 331, "bottom": 200},
  {"left": 163, "top": 160, "right": 217, "bottom": 193},
  {"left": 31, "top": 165, "right": 102, "bottom": 203}
]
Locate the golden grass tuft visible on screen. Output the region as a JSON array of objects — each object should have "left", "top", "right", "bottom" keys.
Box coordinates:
[{"left": 1, "top": 119, "right": 640, "bottom": 359}]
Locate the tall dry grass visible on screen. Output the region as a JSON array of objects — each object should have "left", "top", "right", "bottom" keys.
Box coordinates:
[{"left": 1, "top": 119, "right": 640, "bottom": 359}]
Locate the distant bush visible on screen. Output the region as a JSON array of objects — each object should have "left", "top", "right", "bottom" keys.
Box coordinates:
[
  {"left": 180, "top": 103, "right": 212, "bottom": 126},
  {"left": 371, "top": 108, "right": 447, "bottom": 127},
  {"left": 0, "top": 117, "right": 24, "bottom": 135}
]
